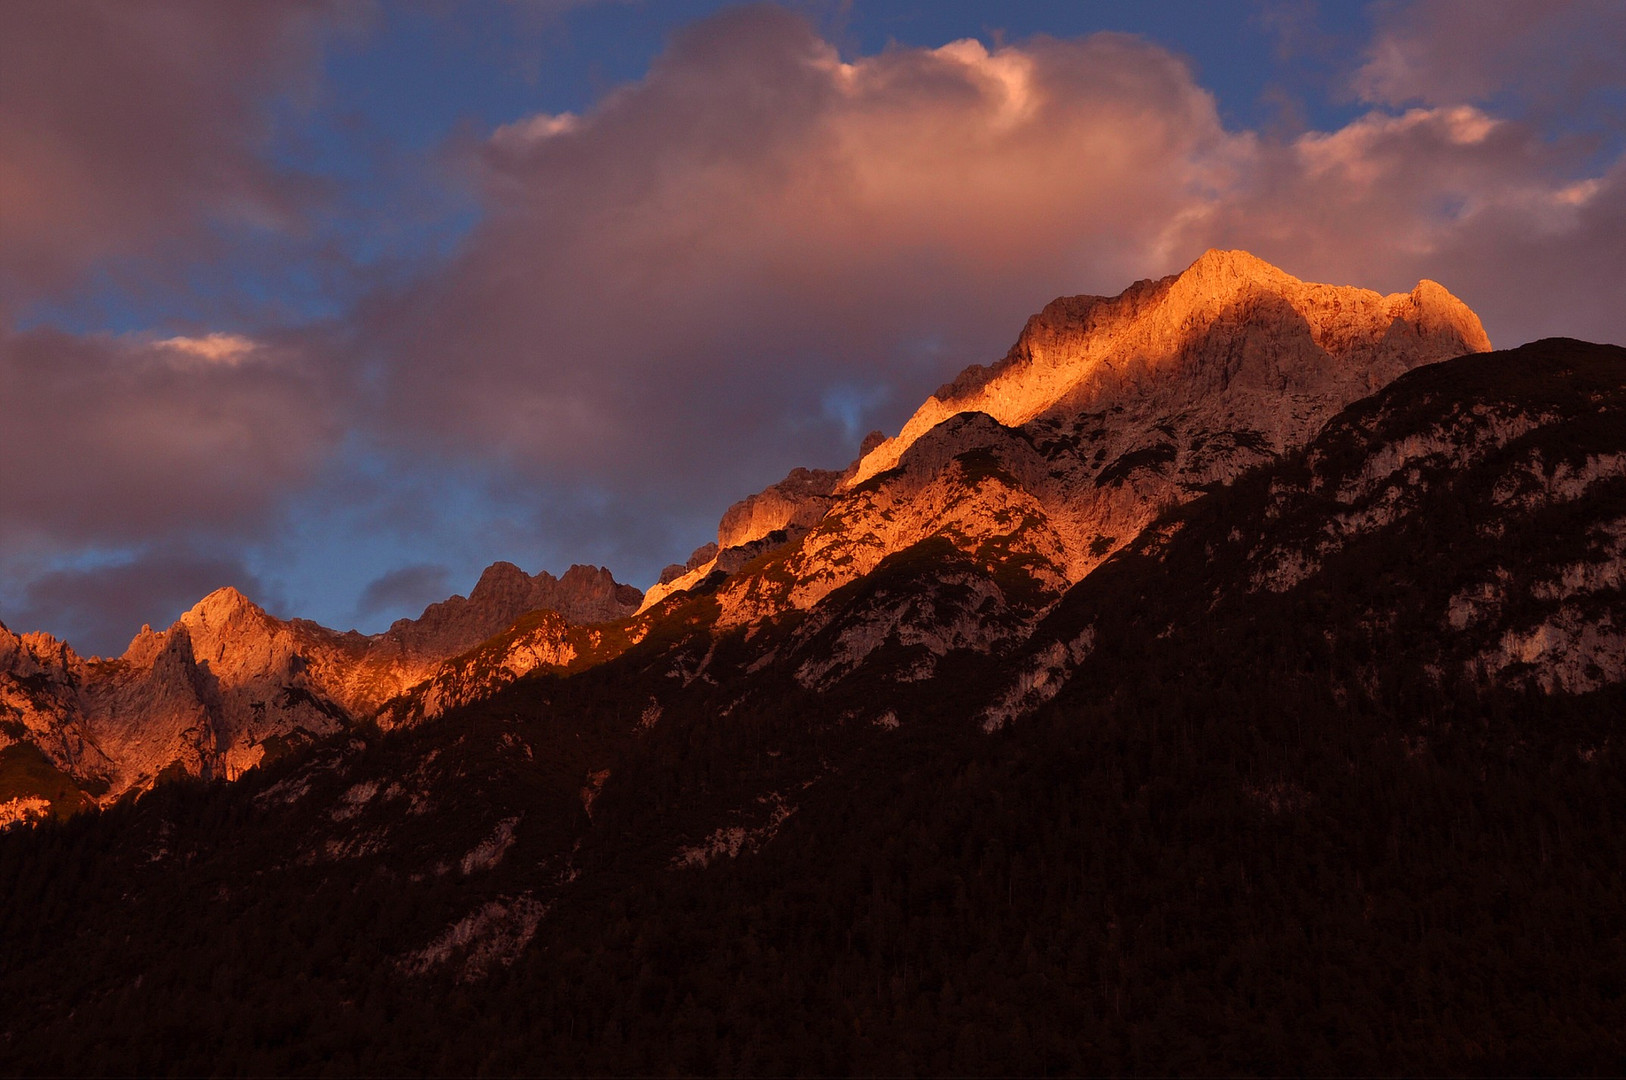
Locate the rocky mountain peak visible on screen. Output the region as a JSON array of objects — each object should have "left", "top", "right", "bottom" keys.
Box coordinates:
[
  {"left": 1175, "top": 246, "right": 1298, "bottom": 294},
  {"left": 388, "top": 562, "right": 640, "bottom": 660},
  {"left": 638, "top": 252, "right": 1498, "bottom": 634},
  {"left": 1405, "top": 278, "right": 1493, "bottom": 352},
  {"left": 468, "top": 561, "right": 533, "bottom": 604},
  {"left": 716, "top": 467, "right": 844, "bottom": 550},
  {"left": 118, "top": 624, "right": 168, "bottom": 668},
  {"left": 845, "top": 250, "right": 1492, "bottom": 488},
  {"left": 179, "top": 586, "right": 265, "bottom": 632},
  {"left": 170, "top": 585, "right": 282, "bottom": 672},
  {"left": 640, "top": 467, "right": 846, "bottom": 612},
  {"left": 0, "top": 558, "right": 644, "bottom": 807},
  {"left": 0, "top": 622, "right": 81, "bottom": 677}
]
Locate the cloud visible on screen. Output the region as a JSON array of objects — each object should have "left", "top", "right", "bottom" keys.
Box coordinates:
[
  {"left": 156, "top": 333, "right": 261, "bottom": 367},
  {"left": 1351, "top": 0, "right": 1626, "bottom": 119},
  {"left": 6, "top": 2, "right": 1625, "bottom": 644},
  {"left": 355, "top": 563, "right": 453, "bottom": 623},
  {"left": 0, "top": 324, "right": 345, "bottom": 553},
  {"left": 2, "top": 547, "right": 272, "bottom": 659},
  {"left": 367, "top": 5, "right": 1244, "bottom": 513},
  {"left": 0, "top": 0, "right": 364, "bottom": 305},
  {"left": 1176, "top": 99, "right": 1626, "bottom": 347},
  {"left": 363, "top": 4, "right": 1626, "bottom": 529}
]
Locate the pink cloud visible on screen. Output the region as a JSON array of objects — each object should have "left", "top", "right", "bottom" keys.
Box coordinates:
[
  {"left": 370, "top": 7, "right": 1242, "bottom": 502},
  {"left": 367, "top": 4, "right": 1626, "bottom": 512},
  {"left": 0, "top": 325, "right": 344, "bottom": 550},
  {"left": 1179, "top": 100, "right": 1626, "bottom": 346},
  {"left": 0, "top": 0, "right": 363, "bottom": 305},
  {"left": 1352, "top": 0, "right": 1626, "bottom": 114}
]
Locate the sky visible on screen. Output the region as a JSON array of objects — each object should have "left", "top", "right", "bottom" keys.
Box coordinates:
[{"left": 3, "top": 0, "right": 1625, "bottom": 657}]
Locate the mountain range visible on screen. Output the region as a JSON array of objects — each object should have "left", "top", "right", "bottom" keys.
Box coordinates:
[{"left": 3, "top": 251, "right": 1623, "bottom": 1073}]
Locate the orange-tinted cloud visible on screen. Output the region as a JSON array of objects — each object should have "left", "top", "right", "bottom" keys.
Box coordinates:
[
  {"left": 368, "top": 4, "right": 1625, "bottom": 507},
  {"left": 370, "top": 6, "right": 1243, "bottom": 500},
  {"left": 1181, "top": 101, "right": 1626, "bottom": 346}
]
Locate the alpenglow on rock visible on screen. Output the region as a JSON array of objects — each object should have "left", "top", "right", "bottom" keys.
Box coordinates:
[
  {"left": 0, "top": 250, "right": 1496, "bottom": 823},
  {"left": 645, "top": 249, "right": 1492, "bottom": 622},
  {"left": 847, "top": 248, "right": 1490, "bottom": 487},
  {"left": 0, "top": 563, "right": 642, "bottom": 810}
]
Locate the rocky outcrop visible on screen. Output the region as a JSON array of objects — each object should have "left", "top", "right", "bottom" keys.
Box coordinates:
[
  {"left": 641, "top": 468, "right": 844, "bottom": 612},
  {"left": 0, "top": 625, "right": 115, "bottom": 791},
  {"left": 658, "top": 543, "right": 720, "bottom": 586},
  {"left": 378, "top": 611, "right": 578, "bottom": 727},
  {"left": 717, "top": 468, "right": 843, "bottom": 549},
  {"left": 378, "top": 563, "right": 641, "bottom": 660},
  {"left": 0, "top": 562, "right": 642, "bottom": 808}
]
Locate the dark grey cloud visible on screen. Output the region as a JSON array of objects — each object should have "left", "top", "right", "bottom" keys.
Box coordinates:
[
  {"left": 355, "top": 563, "right": 453, "bottom": 623},
  {"left": 3, "top": 547, "right": 272, "bottom": 659}
]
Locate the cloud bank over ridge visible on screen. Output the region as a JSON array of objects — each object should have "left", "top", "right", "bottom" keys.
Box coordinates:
[{"left": 4, "top": 1, "right": 1624, "bottom": 655}]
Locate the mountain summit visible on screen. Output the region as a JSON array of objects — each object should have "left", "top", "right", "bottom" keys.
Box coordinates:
[
  {"left": 0, "top": 563, "right": 642, "bottom": 812},
  {"left": 645, "top": 250, "right": 1491, "bottom": 621},
  {"left": 849, "top": 249, "right": 1488, "bottom": 487},
  {"left": 1, "top": 252, "right": 1493, "bottom": 815}
]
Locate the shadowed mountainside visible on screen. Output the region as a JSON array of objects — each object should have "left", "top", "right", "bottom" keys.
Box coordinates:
[
  {"left": 2, "top": 340, "right": 1624, "bottom": 1073},
  {"left": 4, "top": 253, "right": 1626, "bottom": 1071}
]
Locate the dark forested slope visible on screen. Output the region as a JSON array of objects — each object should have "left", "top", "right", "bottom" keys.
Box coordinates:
[{"left": 2, "top": 341, "right": 1624, "bottom": 1075}]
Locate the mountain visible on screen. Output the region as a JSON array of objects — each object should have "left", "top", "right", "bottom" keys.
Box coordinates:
[
  {"left": 534, "top": 250, "right": 1490, "bottom": 703},
  {"left": 983, "top": 336, "right": 1626, "bottom": 727},
  {"left": 2, "top": 255, "right": 1624, "bottom": 1072},
  {"left": 643, "top": 250, "right": 1488, "bottom": 627},
  {"left": 3, "top": 337, "right": 1623, "bottom": 1073},
  {"left": 2, "top": 250, "right": 1492, "bottom": 813},
  {"left": 0, "top": 563, "right": 641, "bottom": 817}
]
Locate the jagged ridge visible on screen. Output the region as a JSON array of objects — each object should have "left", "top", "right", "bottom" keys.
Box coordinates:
[
  {"left": 0, "top": 563, "right": 641, "bottom": 814},
  {"left": 649, "top": 249, "right": 1491, "bottom": 634}
]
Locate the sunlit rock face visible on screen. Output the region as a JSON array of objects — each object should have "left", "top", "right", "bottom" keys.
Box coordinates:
[
  {"left": 654, "top": 250, "right": 1492, "bottom": 627},
  {"left": 75, "top": 588, "right": 353, "bottom": 794},
  {"left": 0, "top": 626, "right": 115, "bottom": 792},
  {"left": 0, "top": 564, "right": 642, "bottom": 808},
  {"left": 848, "top": 249, "right": 1490, "bottom": 488},
  {"left": 0, "top": 250, "right": 1501, "bottom": 817},
  {"left": 718, "top": 468, "right": 844, "bottom": 550},
  {"left": 641, "top": 468, "right": 843, "bottom": 612}
]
